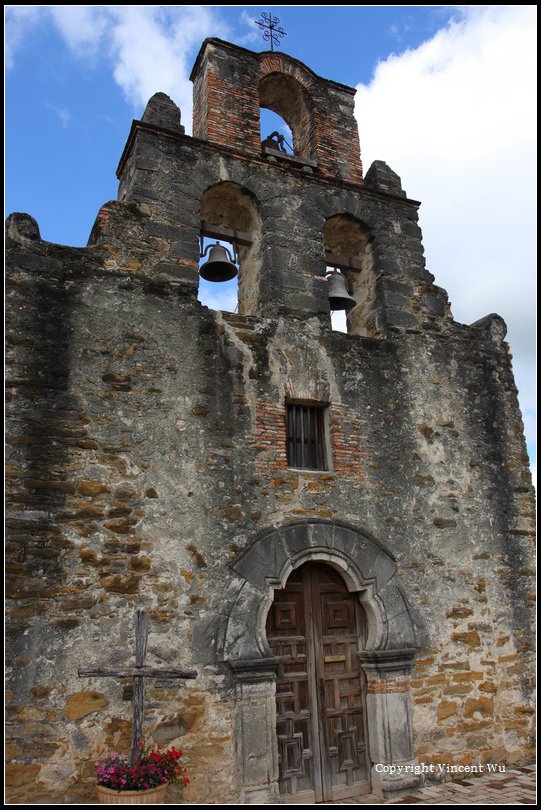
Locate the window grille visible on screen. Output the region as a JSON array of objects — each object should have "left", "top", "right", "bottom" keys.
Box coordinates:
[{"left": 286, "top": 404, "right": 327, "bottom": 470}]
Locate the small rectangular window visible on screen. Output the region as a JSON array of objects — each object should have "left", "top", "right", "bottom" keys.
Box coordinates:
[{"left": 286, "top": 404, "right": 328, "bottom": 470}]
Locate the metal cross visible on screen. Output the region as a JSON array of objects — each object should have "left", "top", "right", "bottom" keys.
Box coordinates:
[
  {"left": 255, "top": 11, "right": 286, "bottom": 51},
  {"left": 79, "top": 609, "right": 197, "bottom": 765}
]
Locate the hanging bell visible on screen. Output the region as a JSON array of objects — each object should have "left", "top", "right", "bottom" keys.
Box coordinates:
[
  {"left": 199, "top": 243, "right": 238, "bottom": 282},
  {"left": 327, "top": 270, "right": 356, "bottom": 311}
]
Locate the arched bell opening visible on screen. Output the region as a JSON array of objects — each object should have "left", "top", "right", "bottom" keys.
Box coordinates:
[
  {"left": 259, "top": 72, "right": 314, "bottom": 160},
  {"left": 323, "top": 214, "right": 376, "bottom": 337},
  {"left": 260, "top": 108, "right": 293, "bottom": 155},
  {"left": 198, "top": 182, "right": 262, "bottom": 316},
  {"left": 265, "top": 561, "right": 371, "bottom": 803}
]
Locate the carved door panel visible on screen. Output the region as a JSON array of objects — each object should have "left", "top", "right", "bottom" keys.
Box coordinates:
[
  {"left": 266, "top": 569, "right": 319, "bottom": 802},
  {"left": 266, "top": 563, "right": 370, "bottom": 803},
  {"left": 314, "top": 566, "right": 370, "bottom": 800}
]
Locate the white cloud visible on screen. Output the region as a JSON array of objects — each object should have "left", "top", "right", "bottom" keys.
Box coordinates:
[
  {"left": 5, "top": 5, "right": 46, "bottom": 68},
  {"left": 199, "top": 278, "right": 238, "bottom": 314},
  {"left": 48, "top": 5, "right": 110, "bottom": 53},
  {"left": 355, "top": 5, "right": 536, "bottom": 457},
  {"left": 238, "top": 10, "right": 264, "bottom": 47},
  {"left": 108, "top": 6, "right": 226, "bottom": 115},
  {"left": 7, "top": 5, "right": 228, "bottom": 127},
  {"left": 47, "top": 103, "right": 72, "bottom": 128},
  {"left": 331, "top": 311, "right": 348, "bottom": 333}
]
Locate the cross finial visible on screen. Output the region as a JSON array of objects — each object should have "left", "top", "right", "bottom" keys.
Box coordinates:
[{"left": 255, "top": 11, "right": 286, "bottom": 52}]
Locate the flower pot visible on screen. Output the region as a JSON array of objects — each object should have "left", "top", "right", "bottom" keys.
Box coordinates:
[{"left": 96, "top": 784, "right": 167, "bottom": 804}]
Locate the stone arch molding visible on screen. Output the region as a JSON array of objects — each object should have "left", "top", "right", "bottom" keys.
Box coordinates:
[{"left": 222, "top": 520, "right": 419, "bottom": 663}]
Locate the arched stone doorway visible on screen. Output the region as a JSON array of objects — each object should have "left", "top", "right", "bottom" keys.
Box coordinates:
[
  {"left": 222, "top": 521, "right": 425, "bottom": 803},
  {"left": 266, "top": 562, "right": 370, "bottom": 802}
]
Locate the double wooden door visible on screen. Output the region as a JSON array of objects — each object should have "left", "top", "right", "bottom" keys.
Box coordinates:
[{"left": 266, "top": 563, "right": 370, "bottom": 803}]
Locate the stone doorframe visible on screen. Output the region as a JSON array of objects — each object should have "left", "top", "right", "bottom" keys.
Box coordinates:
[{"left": 222, "top": 521, "right": 424, "bottom": 803}]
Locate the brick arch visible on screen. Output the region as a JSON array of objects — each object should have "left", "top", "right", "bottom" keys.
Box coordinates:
[
  {"left": 191, "top": 38, "right": 363, "bottom": 182},
  {"left": 257, "top": 55, "right": 323, "bottom": 164},
  {"left": 259, "top": 53, "right": 318, "bottom": 92},
  {"left": 258, "top": 51, "right": 364, "bottom": 183},
  {"left": 222, "top": 520, "right": 422, "bottom": 662},
  {"left": 259, "top": 70, "right": 314, "bottom": 159}
]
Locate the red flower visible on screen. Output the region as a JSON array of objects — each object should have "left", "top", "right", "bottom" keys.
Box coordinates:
[{"left": 95, "top": 742, "right": 190, "bottom": 792}]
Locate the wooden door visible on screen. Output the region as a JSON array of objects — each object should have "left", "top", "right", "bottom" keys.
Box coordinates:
[{"left": 266, "top": 563, "right": 370, "bottom": 802}]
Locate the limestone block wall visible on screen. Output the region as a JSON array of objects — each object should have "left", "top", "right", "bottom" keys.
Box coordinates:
[
  {"left": 116, "top": 118, "right": 448, "bottom": 332},
  {"left": 5, "top": 203, "right": 535, "bottom": 803},
  {"left": 5, "top": 46, "right": 534, "bottom": 802}
]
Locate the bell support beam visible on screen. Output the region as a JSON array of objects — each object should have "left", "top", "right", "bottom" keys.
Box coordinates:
[
  {"left": 325, "top": 251, "right": 364, "bottom": 273},
  {"left": 200, "top": 220, "right": 253, "bottom": 248}
]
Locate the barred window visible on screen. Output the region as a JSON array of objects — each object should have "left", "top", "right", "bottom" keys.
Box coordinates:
[{"left": 286, "top": 404, "right": 328, "bottom": 470}]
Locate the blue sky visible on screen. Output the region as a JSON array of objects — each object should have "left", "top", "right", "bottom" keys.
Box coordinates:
[
  {"left": 5, "top": 6, "right": 536, "bottom": 474},
  {"left": 6, "top": 6, "right": 455, "bottom": 246}
]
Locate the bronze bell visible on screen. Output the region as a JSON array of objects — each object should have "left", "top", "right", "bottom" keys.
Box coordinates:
[
  {"left": 327, "top": 270, "right": 356, "bottom": 310},
  {"left": 261, "top": 131, "right": 287, "bottom": 153},
  {"left": 199, "top": 243, "right": 238, "bottom": 282}
]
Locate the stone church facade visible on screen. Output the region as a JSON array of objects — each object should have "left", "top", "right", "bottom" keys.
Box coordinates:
[{"left": 6, "top": 38, "right": 535, "bottom": 804}]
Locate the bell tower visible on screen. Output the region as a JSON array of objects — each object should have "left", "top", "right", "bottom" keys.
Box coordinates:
[
  {"left": 117, "top": 37, "right": 450, "bottom": 335},
  {"left": 6, "top": 36, "right": 535, "bottom": 806},
  {"left": 191, "top": 39, "right": 363, "bottom": 183}
]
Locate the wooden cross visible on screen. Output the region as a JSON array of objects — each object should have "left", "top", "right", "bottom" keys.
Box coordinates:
[{"left": 79, "top": 609, "right": 197, "bottom": 764}]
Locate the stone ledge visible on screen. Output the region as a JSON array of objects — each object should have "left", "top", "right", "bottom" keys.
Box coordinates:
[
  {"left": 262, "top": 145, "right": 317, "bottom": 169},
  {"left": 230, "top": 656, "right": 281, "bottom": 681}
]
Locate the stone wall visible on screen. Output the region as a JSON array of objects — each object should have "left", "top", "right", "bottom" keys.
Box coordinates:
[
  {"left": 5, "top": 40, "right": 534, "bottom": 804},
  {"left": 6, "top": 204, "right": 534, "bottom": 802},
  {"left": 116, "top": 98, "right": 448, "bottom": 332}
]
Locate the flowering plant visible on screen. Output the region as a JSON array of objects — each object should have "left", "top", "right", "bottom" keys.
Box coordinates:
[{"left": 95, "top": 741, "right": 189, "bottom": 792}]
